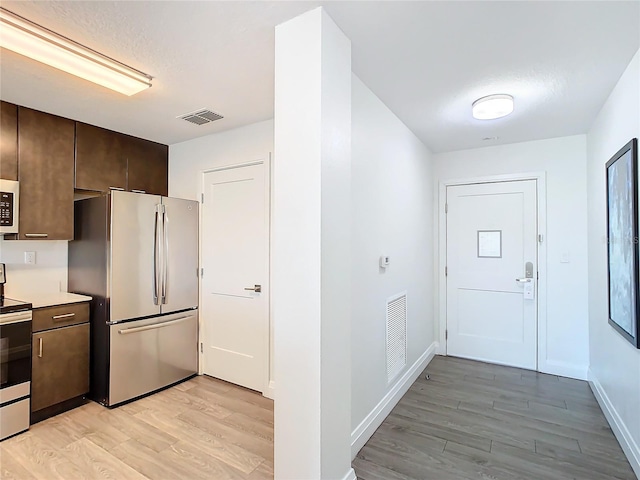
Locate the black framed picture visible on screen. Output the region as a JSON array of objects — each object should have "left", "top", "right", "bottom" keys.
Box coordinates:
[{"left": 606, "top": 138, "right": 640, "bottom": 348}]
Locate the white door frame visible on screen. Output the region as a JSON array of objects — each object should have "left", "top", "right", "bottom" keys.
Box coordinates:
[
  {"left": 198, "top": 156, "right": 272, "bottom": 398},
  {"left": 436, "top": 171, "right": 550, "bottom": 373}
]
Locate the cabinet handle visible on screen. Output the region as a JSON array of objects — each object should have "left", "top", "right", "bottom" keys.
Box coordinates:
[
  {"left": 109, "top": 186, "right": 125, "bottom": 191},
  {"left": 25, "top": 233, "right": 48, "bottom": 238},
  {"left": 131, "top": 189, "right": 146, "bottom": 194},
  {"left": 38, "top": 338, "right": 43, "bottom": 358},
  {"left": 52, "top": 313, "right": 75, "bottom": 321}
]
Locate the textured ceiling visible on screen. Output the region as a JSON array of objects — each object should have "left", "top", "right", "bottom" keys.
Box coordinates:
[{"left": 1, "top": 1, "right": 638, "bottom": 153}]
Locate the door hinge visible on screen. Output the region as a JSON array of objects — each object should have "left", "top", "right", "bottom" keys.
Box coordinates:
[
  {"left": 445, "top": 203, "right": 448, "bottom": 214},
  {"left": 445, "top": 329, "right": 448, "bottom": 340},
  {"left": 200, "top": 268, "right": 204, "bottom": 278},
  {"left": 201, "top": 193, "right": 204, "bottom": 204},
  {"left": 200, "top": 343, "right": 203, "bottom": 353},
  {"left": 445, "top": 266, "right": 448, "bottom": 276},
  {"left": 538, "top": 234, "right": 543, "bottom": 243}
]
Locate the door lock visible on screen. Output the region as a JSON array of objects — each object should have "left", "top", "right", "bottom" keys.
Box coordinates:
[{"left": 244, "top": 285, "right": 262, "bottom": 293}]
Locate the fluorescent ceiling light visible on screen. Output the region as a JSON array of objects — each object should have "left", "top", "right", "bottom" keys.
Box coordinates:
[
  {"left": 472, "top": 94, "right": 514, "bottom": 120},
  {"left": 0, "top": 8, "right": 152, "bottom": 96}
]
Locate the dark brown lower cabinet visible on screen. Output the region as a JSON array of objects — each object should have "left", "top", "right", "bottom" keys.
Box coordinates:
[{"left": 31, "top": 323, "right": 89, "bottom": 422}]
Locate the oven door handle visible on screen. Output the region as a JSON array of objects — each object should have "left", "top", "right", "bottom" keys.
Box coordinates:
[{"left": 0, "top": 311, "right": 32, "bottom": 325}]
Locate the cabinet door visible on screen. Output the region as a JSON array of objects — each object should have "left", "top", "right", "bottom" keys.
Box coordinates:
[
  {"left": 0, "top": 101, "right": 18, "bottom": 180},
  {"left": 18, "top": 107, "right": 74, "bottom": 240},
  {"left": 75, "top": 123, "right": 126, "bottom": 192},
  {"left": 31, "top": 323, "right": 90, "bottom": 412},
  {"left": 124, "top": 136, "right": 168, "bottom": 196}
]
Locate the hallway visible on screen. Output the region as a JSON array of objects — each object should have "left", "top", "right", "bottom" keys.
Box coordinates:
[{"left": 353, "top": 356, "right": 636, "bottom": 480}]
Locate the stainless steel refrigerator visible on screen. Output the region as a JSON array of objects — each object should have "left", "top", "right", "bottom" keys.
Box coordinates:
[{"left": 69, "top": 191, "right": 198, "bottom": 407}]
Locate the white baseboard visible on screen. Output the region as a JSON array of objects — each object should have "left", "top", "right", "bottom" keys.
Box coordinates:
[
  {"left": 350, "top": 341, "right": 438, "bottom": 459},
  {"left": 589, "top": 368, "right": 640, "bottom": 478},
  {"left": 263, "top": 380, "right": 275, "bottom": 400},
  {"left": 539, "top": 359, "right": 588, "bottom": 380},
  {"left": 341, "top": 467, "right": 357, "bottom": 480}
]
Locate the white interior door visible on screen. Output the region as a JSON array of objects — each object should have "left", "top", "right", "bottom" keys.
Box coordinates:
[
  {"left": 446, "top": 180, "right": 538, "bottom": 369},
  {"left": 201, "top": 163, "right": 268, "bottom": 393}
]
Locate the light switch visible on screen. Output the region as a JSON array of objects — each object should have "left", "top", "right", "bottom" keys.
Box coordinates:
[{"left": 560, "top": 249, "right": 570, "bottom": 263}]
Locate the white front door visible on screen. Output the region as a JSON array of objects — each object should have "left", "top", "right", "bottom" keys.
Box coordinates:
[
  {"left": 446, "top": 180, "right": 538, "bottom": 369},
  {"left": 201, "top": 162, "right": 269, "bottom": 393}
]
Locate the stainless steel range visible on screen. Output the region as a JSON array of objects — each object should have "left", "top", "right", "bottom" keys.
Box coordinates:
[{"left": 0, "top": 297, "right": 32, "bottom": 441}]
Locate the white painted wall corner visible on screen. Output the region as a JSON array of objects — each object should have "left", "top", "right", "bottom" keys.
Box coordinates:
[
  {"left": 350, "top": 341, "right": 438, "bottom": 459},
  {"left": 341, "top": 468, "right": 357, "bottom": 480},
  {"left": 589, "top": 369, "right": 640, "bottom": 478},
  {"left": 264, "top": 380, "right": 275, "bottom": 400}
]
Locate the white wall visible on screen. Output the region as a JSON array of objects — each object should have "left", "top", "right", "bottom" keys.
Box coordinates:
[
  {"left": 586, "top": 49, "right": 640, "bottom": 475},
  {"left": 0, "top": 239, "right": 68, "bottom": 299},
  {"left": 169, "top": 118, "right": 275, "bottom": 394},
  {"left": 350, "top": 75, "right": 436, "bottom": 451},
  {"left": 273, "top": 8, "right": 354, "bottom": 479},
  {"left": 434, "top": 135, "right": 590, "bottom": 379},
  {"left": 169, "top": 119, "right": 274, "bottom": 201}
]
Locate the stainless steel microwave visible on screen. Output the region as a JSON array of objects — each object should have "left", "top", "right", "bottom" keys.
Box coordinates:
[{"left": 0, "top": 179, "right": 19, "bottom": 235}]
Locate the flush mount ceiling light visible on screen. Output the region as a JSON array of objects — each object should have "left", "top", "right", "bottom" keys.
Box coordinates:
[
  {"left": 0, "top": 7, "right": 152, "bottom": 96},
  {"left": 472, "top": 94, "right": 514, "bottom": 120}
]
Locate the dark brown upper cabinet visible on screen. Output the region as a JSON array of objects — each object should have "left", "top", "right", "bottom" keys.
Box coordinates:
[
  {"left": 75, "top": 123, "right": 126, "bottom": 192},
  {"left": 124, "top": 136, "right": 168, "bottom": 196},
  {"left": 18, "top": 107, "right": 74, "bottom": 240},
  {"left": 75, "top": 123, "right": 168, "bottom": 196},
  {"left": 0, "top": 101, "right": 18, "bottom": 181}
]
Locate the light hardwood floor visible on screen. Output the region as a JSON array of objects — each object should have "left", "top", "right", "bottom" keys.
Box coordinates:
[
  {"left": 353, "top": 355, "right": 637, "bottom": 480},
  {"left": 0, "top": 375, "right": 273, "bottom": 480}
]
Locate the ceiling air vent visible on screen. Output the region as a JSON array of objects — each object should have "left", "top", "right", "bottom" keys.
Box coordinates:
[{"left": 178, "top": 109, "right": 223, "bottom": 126}]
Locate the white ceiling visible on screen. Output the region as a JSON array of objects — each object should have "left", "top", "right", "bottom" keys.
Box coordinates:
[{"left": 1, "top": 1, "right": 638, "bottom": 153}]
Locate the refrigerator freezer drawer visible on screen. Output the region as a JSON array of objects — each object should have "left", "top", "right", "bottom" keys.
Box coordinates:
[{"left": 108, "top": 310, "right": 197, "bottom": 406}]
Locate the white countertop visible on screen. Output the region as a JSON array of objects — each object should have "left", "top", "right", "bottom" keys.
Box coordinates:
[{"left": 27, "top": 292, "right": 92, "bottom": 309}]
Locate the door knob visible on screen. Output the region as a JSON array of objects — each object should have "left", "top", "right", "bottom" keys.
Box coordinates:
[{"left": 244, "top": 285, "right": 262, "bottom": 293}]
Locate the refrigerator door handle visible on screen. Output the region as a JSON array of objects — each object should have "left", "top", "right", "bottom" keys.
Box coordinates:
[
  {"left": 161, "top": 206, "right": 168, "bottom": 304},
  {"left": 117, "top": 315, "right": 193, "bottom": 335},
  {"left": 153, "top": 205, "right": 163, "bottom": 305}
]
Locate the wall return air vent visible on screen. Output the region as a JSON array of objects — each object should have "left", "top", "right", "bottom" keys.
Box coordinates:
[
  {"left": 386, "top": 292, "right": 407, "bottom": 383},
  {"left": 177, "top": 109, "right": 223, "bottom": 126}
]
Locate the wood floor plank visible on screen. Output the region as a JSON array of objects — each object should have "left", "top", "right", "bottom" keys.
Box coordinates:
[
  {"left": 2, "top": 374, "right": 273, "bottom": 480},
  {"left": 354, "top": 355, "right": 635, "bottom": 480},
  {"left": 246, "top": 461, "right": 274, "bottom": 480},
  {"left": 188, "top": 386, "right": 274, "bottom": 425},
  {"left": 457, "top": 400, "right": 584, "bottom": 452},
  {"left": 160, "top": 440, "right": 247, "bottom": 480},
  {"left": 491, "top": 440, "right": 631, "bottom": 480},
  {"left": 109, "top": 438, "right": 186, "bottom": 480},
  {"left": 178, "top": 407, "right": 274, "bottom": 461},
  {"left": 0, "top": 445, "right": 38, "bottom": 480},
  {"left": 1, "top": 432, "right": 85, "bottom": 480},
  {"left": 443, "top": 440, "right": 548, "bottom": 480},
  {"left": 352, "top": 456, "right": 415, "bottom": 480},
  {"left": 152, "top": 386, "right": 235, "bottom": 419},
  {"left": 386, "top": 411, "right": 492, "bottom": 453},
  {"left": 220, "top": 412, "right": 274, "bottom": 443},
  {"left": 134, "top": 408, "right": 265, "bottom": 474},
  {"left": 97, "top": 405, "right": 179, "bottom": 453},
  {"left": 534, "top": 439, "right": 637, "bottom": 480},
  {"left": 61, "top": 437, "right": 148, "bottom": 480},
  {"left": 64, "top": 404, "right": 130, "bottom": 451}
]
